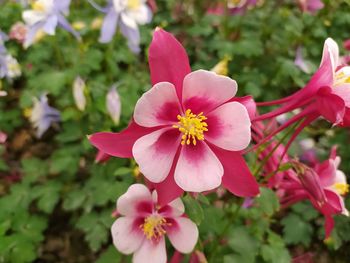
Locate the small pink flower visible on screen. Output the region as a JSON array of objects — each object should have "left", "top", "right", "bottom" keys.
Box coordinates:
[
  {"left": 89, "top": 29, "right": 259, "bottom": 205},
  {"left": 111, "top": 184, "right": 198, "bottom": 263},
  {"left": 280, "top": 148, "right": 348, "bottom": 238},
  {"left": 9, "top": 22, "right": 27, "bottom": 44},
  {"left": 297, "top": 0, "right": 324, "bottom": 14}
]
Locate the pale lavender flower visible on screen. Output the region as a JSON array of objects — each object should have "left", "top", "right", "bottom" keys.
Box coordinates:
[
  {"left": 0, "top": 54, "right": 21, "bottom": 80},
  {"left": 106, "top": 85, "right": 121, "bottom": 125},
  {"left": 90, "top": 0, "right": 152, "bottom": 53},
  {"left": 0, "top": 30, "right": 8, "bottom": 54},
  {"left": 72, "top": 76, "right": 87, "bottom": 111},
  {"left": 22, "top": 0, "right": 80, "bottom": 48},
  {"left": 30, "top": 94, "right": 61, "bottom": 138},
  {"left": 294, "top": 46, "right": 311, "bottom": 74}
]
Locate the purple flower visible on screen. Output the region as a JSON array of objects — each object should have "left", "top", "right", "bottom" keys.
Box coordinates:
[
  {"left": 22, "top": 0, "right": 80, "bottom": 48},
  {"left": 90, "top": 0, "right": 152, "bottom": 53},
  {"left": 30, "top": 94, "right": 61, "bottom": 138}
]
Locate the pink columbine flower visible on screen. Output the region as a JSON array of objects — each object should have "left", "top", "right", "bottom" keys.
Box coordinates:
[
  {"left": 95, "top": 149, "right": 111, "bottom": 163},
  {"left": 89, "top": 29, "right": 259, "bottom": 205},
  {"left": 280, "top": 148, "right": 348, "bottom": 238},
  {"left": 254, "top": 38, "right": 350, "bottom": 155},
  {"left": 111, "top": 184, "right": 198, "bottom": 263}
]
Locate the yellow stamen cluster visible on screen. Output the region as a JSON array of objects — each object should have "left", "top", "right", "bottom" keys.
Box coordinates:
[
  {"left": 31, "top": 1, "right": 45, "bottom": 11},
  {"left": 140, "top": 215, "right": 168, "bottom": 240},
  {"left": 173, "top": 109, "right": 208, "bottom": 146},
  {"left": 127, "top": 0, "right": 141, "bottom": 9},
  {"left": 333, "top": 183, "right": 349, "bottom": 195},
  {"left": 228, "top": 0, "right": 246, "bottom": 8},
  {"left": 334, "top": 70, "right": 350, "bottom": 87}
]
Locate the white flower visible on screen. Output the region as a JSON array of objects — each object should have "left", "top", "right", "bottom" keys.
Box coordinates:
[{"left": 106, "top": 85, "right": 121, "bottom": 125}]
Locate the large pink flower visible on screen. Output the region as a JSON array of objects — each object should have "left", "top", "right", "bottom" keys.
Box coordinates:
[
  {"left": 89, "top": 29, "right": 259, "bottom": 205},
  {"left": 280, "top": 148, "right": 348, "bottom": 238},
  {"left": 111, "top": 184, "right": 198, "bottom": 263}
]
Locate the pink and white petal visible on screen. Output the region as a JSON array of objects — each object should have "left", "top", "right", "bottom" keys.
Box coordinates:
[
  {"left": 158, "top": 197, "right": 185, "bottom": 217},
  {"left": 149, "top": 28, "right": 191, "bottom": 100},
  {"left": 206, "top": 102, "right": 251, "bottom": 151},
  {"left": 134, "top": 82, "right": 182, "bottom": 127},
  {"left": 230, "top": 96, "right": 257, "bottom": 119},
  {"left": 182, "top": 70, "right": 237, "bottom": 114},
  {"left": 111, "top": 217, "right": 144, "bottom": 254},
  {"left": 117, "top": 184, "right": 153, "bottom": 216},
  {"left": 213, "top": 146, "right": 260, "bottom": 197},
  {"left": 89, "top": 120, "right": 155, "bottom": 158},
  {"left": 174, "top": 142, "right": 223, "bottom": 192},
  {"left": 322, "top": 38, "right": 339, "bottom": 71},
  {"left": 133, "top": 128, "right": 181, "bottom": 183},
  {"left": 335, "top": 170, "right": 347, "bottom": 185},
  {"left": 332, "top": 84, "right": 350, "bottom": 107},
  {"left": 133, "top": 238, "right": 167, "bottom": 263},
  {"left": 167, "top": 217, "right": 198, "bottom": 254},
  {"left": 167, "top": 198, "right": 185, "bottom": 216}
]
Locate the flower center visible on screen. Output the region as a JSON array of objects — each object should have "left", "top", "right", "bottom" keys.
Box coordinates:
[
  {"left": 173, "top": 109, "right": 208, "bottom": 146},
  {"left": 334, "top": 67, "right": 350, "bottom": 87},
  {"left": 127, "top": 0, "right": 141, "bottom": 9},
  {"left": 140, "top": 214, "right": 168, "bottom": 240},
  {"left": 228, "top": 0, "right": 247, "bottom": 8},
  {"left": 332, "top": 183, "right": 349, "bottom": 195}
]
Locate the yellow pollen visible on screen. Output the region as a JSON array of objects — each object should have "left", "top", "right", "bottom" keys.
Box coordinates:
[
  {"left": 127, "top": 0, "right": 141, "bottom": 9},
  {"left": 140, "top": 215, "right": 169, "bottom": 240},
  {"left": 173, "top": 109, "right": 208, "bottom": 146},
  {"left": 333, "top": 183, "right": 349, "bottom": 195},
  {"left": 334, "top": 71, "right": 350, "bottom": 87},
  {"left": 31, "top": 1, "right": 45, "bottom": 11}
]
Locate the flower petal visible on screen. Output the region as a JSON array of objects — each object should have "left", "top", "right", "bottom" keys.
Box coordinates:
[
  {"left": 89, "top": 120, "right": 156, "bottom": 158},
  {"left": 206, "top": 102, "right": 251, "bottom": 151},
  {"left": 182, "top": 70, "right": 237, "bottom": 114},
  {"left": 152, "top": 168, "right": 184, "bottom": 206},
  {"left": 316, "top": 87, "right": 345, "bottom": 125},
  {"left": 133, "top": 238, "right": 167, "bottom": 263},
  {"left": 149, "top": 28, "right": 191, "bottom": 100},
  {"left": 117, "top": 184, "right": 153, "bottom": 216},
  {"left": 111, "top": 217, "right": 144, "bottom": 254},
  {"left": 133, "top": 128, "right": 181, "bottom": 183},
  {"left": 99, "top": 8, "right": 118, "bottom": 43},
  {"left": 134, "top": 82, "right": 181, "bottom": 127},
  {"left": 167, "top": 217, "right": 198, "bottom": 254},
  {"left": 213, "top": 147, "right": 260, "bottom": 197},
  {"left": 174, "top": 142, "right": 223, "bottom": 192}
]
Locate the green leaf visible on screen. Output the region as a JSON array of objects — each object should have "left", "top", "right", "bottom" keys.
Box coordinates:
[
  {"left": 281, "top": 213, "right": 313, "bottom": 246},
  {"left": 183, "top": 195, "right": 204, "bottom": 225},
  {"left": 228, "top": 227, "right": 259, "bottom": 262},
  {"left": 95, "top": 245, "right": 121, "bottom": 263},
  {"left": 255, "top": 188, "right": 280, "bottom": 216}
]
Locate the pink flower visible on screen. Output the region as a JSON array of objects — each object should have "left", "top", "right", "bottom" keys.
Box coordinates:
[
  {"left": 297, "top": 0, "right": 324, "bottom": 14},
  {"left": 89, "top": 29, "right": 259, "bottom": 205},
  {"left": 254, "top": 38, "right": 350, "bottom": 154},
  {"left": 9, "top": 22, "right": 27, "bottom": 44},
  {"left": 280, "top": 148, "right": 348, "bottom": 238},
  {"left": 111, "top": 184, "right": 198, "bottom": 263}
]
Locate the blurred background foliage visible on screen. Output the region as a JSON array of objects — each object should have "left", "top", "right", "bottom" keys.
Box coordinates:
[{"left": 1, "top": 0, "right": 350, "bottom": 262}]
